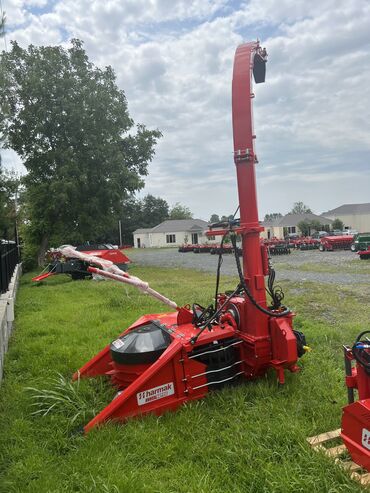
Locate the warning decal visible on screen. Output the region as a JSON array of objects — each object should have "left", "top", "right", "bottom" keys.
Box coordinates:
[
  {"left": 362, "top": 428, "right": 370, "bottom": 450},
  {"left": 137, "top": 382, "right": 175, "bottom": 406}
]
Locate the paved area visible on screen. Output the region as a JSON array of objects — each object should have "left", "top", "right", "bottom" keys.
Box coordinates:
[{"left": 128, "top": 248, "right": 370, "bottom": 285}]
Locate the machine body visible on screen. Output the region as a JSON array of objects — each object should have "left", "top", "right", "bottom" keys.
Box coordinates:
[
  {"left": 74, "top": 41, "right": 307, "bottom": 432},
  {"left": 342, "top": 333, "right": 370, "bottom": 471}
]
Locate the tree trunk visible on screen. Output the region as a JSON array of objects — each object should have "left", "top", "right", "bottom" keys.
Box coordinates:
[{"left": 37, "top": 235, "right": 49, "bottom": 266}]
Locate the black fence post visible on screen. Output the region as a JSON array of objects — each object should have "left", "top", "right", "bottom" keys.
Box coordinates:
[{"left": 0, "top": 241, "right": 20, "bottom": 294}]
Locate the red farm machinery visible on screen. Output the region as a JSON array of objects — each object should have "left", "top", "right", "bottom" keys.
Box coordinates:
[
  {"left": 69, "top": 41, "right": 309, "bottom": 433},
  {"left": 340, "top": 332, "right": 370, "bottom": 472},
  {"left": 319, "top": 234, "right": 354, "bottom": 252},
  {"left": 32, "top": 244, "right": 130, "bottom": 282}
]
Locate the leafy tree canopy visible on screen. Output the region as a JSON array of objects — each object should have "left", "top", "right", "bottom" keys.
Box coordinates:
[
  {"left": 100, "top": 194, "right": 170, "bottom": 245},
  {"left": 220, "top": 215, "right": 234, "bottom": 222},
  {"left": 209, "top": 214, "right": 220, "bottom": 223},
  {"left": 290, "top": 202, "right": 312, "bottom": 214},
  {"left": 332, "top": 218, "right": 344, "bottom": 231},
  {"left": 297, "top": 219, "right": 326, "bottom": 236},
  {"left": 169, "top": 202, "right": 193, "bottom": 220},
  {"left": 0, "top": 39, "right": 161, "bottom": 263},
  {"left": 264, "top": 212, "right": 282, "bottom": 222},
  {"left": 0, "top": 161, "right": 20, "bottom": 239},
  {"left": 140, "top": 194, "right": 169, "bottom": 228}
]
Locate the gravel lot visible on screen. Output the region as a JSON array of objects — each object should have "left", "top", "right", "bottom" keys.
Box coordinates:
[{"left": 128, "top": 248, "right": 370, "bottom": 285}]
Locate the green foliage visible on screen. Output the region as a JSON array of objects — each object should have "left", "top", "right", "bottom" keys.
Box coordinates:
[
  {"left": 290, "top": 202, "right": 312, "bottom": 214},
  {"left": 0, "top": 162, "right": 20, "bottom": 239},
  {"left": 169, "top": 202, "right": 193, "bottom": 220},
  {"left": 209, "top": 214, "right": 220, "bottom": 223},
  {"left": 27, "top": 373, "right": 113, "bottom": 427},
  {"left": 297, "top": 218, "right": 331, "bottom": 237},
  {"left": 264, "top": 212, "right": 282, "bottom": 222},
  {"left": 102, "top": 194, "right": 170, "bottom": 244},
  {"left": 297, "top": 219, "right": 325, "bottom": 236},
  {"left": 139, "top": 194, "right": 169, "bottom": 227},
  {"left": 220, "top": 214, "right": 234, "bottom": 222},
  {"left": 0, "top": 39, "right": 161, "bottom": 259},
  {"left": 0, "top": 264, "right": 367, "bottom": 492},
  {"left": 332, "top": 218, "right": 344, "bottom": 231}
]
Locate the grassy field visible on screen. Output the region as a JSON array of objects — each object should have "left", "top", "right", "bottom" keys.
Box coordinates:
[{"left": 1, "top": 264, "right": 370, "bottom": 492}]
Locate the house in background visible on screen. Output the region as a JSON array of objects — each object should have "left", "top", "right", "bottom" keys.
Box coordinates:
[
  {"left": 133, "top": 219, "right": 217, "bottom": 248},
  {"left": 261, "top": 213, "right": 333, "bottom": 239},
  {"left": 321, "top": 203, "right": 370, "bottom": 233}
]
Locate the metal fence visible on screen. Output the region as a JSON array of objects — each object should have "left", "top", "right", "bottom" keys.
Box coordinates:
[{"left": 0, "top": 242, "right": 20, "bottom": 294}]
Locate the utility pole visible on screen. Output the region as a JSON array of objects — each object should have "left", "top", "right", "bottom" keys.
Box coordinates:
[{"left": 118, "top": 220, "right": 122, "bottom": 247}]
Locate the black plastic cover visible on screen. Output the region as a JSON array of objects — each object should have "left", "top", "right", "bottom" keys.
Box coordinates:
[
  {"left": 253, "top": 53, "right": 266, "bottom": 84},
  {"left": 110, "top": 322, "right": 172, "bottom": 365}
]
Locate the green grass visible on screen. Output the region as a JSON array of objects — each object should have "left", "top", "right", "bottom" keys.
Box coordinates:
[{"left": 1, "top": 265, "right": 369, "bottom": 492}]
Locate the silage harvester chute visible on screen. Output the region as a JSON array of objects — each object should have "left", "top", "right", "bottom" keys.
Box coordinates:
[{"left": 71, "top": 41, "right": 309, "bottom": 433}]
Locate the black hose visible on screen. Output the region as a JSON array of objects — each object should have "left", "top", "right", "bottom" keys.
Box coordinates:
[
  {"left": 352, "top": 331, "right": 370, "bottom": 370},
  {"left": 214, "top": 232, "right": 227, "bottom": 311},
  {"left": 230, "top": 233, "right": 291, "bottom": 318}
]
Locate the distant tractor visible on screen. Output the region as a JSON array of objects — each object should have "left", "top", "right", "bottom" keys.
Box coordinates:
[{"left": 351, "top": 233, "right": 370, "bottom": 252}]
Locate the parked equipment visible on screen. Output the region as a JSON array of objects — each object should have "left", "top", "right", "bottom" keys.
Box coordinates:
[
  {"left": 342, "top": 332, "right": 370, "bottom": 471},
  {"left": 358, "top": 248, "right": 370, "bottom": 260},
  {"left": 32, "top": 244, "right": 130, "bottom": 282},
  {"left": 351, "top": 233, "right": 370, "bottom": 253},
  {"left": 319, "top": 235, "right": 353, "bottom": 252},
  {"left": 72, "top": 41, "right": 308, "bottom": 432}
]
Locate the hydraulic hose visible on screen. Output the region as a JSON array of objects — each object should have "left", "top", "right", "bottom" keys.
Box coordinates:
[{"left": 230, "top": 233, "right": 291, "bottom": 318}]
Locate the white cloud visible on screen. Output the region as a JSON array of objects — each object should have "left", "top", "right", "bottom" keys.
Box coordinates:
[{"left": 2, "top": 0, "right": 370, "bottom": 220}]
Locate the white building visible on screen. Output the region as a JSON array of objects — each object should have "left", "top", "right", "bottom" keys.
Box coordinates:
[
  {"left": 261, "top": 213, "right": 333, "bottom": 239},
  {"left": 321, "top": 203, "right": 370, "bottom": 233},
  {"left": 133, "top": 219, "right": 217, "bottom": 248}
]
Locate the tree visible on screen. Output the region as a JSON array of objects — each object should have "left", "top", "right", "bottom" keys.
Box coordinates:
[
  {"left": 0, "top": 162, "right": 20, "bottom": 239},
  {"left": 101, "top": 194, "right": 170, "bottom": 245},
  {"left": 220, "top": 215, "right": 234, "bottom": 222},
  {"left": 332, "top": 218, "right": 344, "bottom": 231},
  {"left": 297, "top": 219, "right": 324, "bottom": 236},
  {"left": 209, "top": 214, "right": 220, "bottom": 223},
  {"left": 297, "top": 220, "right": 311, "bottom": 236},
  {"left": 0, "top": 40, "right": 161, "bottom": 265},
  {"left": 140, "top": 194, "right": 169, "bottom": 228},
  {"left": 264, "top": 212, "right": 282, "bottom": 222},
  {"left": 169, "top": 203, "right": 193, "bottom": 220},
  {"left": 290, "top": 202, "right": 312, "bottom": 214}
]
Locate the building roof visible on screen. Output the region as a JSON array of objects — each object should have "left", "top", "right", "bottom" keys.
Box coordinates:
[
  {"left": 276, "top": 213, "right": 333, "bottom": 227},
  {"left": 261, "top": 219, "right": 281, "bottom": 227},
  {"left": 133, "top": 228, "right": 153, "bottom": 234},
  {"left": 133, "top": 219, "right": 208, "bottom": 235},
  {"left": 322, "top": 203, "right": 370, "bottom": 216}
]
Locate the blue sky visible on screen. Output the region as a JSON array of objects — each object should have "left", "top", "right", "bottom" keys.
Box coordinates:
[{"left": 2, "top": 0, "right": 370, "bottom": 221}]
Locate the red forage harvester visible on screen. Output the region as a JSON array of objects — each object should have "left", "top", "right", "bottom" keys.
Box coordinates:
[{"left": 73, "top": 41, "right": 309, "bottom": 433}]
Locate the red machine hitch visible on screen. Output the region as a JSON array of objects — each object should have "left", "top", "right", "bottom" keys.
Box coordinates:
[{"left": 74, "top": 41, "right": 308, "bottom": 432}]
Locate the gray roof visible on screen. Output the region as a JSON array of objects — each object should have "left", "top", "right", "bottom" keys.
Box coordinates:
[
  {"left": 261, "top": 219, "right": 281, "bottom": 227},
  {"left": 322, "top": 203, "right": 370, "bottom": 216},
  {"left": 133, "top": 228, "right": 153, "bottom": 234},
  {"left": 277, "top": 213, "right": 333, "bottom": 227},
  {"left": 133, "top": 219, "right": 208, "bottom": 235}
]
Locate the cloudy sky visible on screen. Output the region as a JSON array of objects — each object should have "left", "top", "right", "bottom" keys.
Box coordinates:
[{"left": 2, "top": 0, "right": 370, "bottom": 220}]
